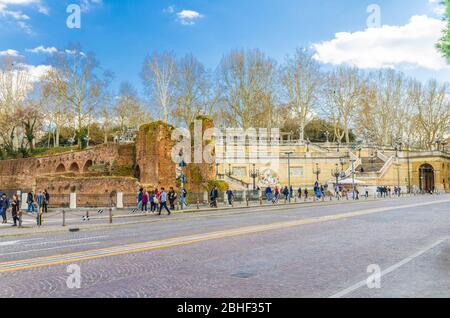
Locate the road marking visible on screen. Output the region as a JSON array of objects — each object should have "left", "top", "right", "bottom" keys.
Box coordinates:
[
  {"left": 0, "top": 241, "right": 21, "bottom": 247},
  {"left": 329, "top": 237, "right": 449, "bottom": 298},
  {"left": 23, "top": 236, "right": 109, "bottom": 247},
  {"left": 0, "top": 238, "right": 44, "bottom": 247},
  {"left": 0, "top": 242, "right": 101, "bottom": 257},
  {"left": 0, "top": 199, "right": 448, "bottom": 273}
]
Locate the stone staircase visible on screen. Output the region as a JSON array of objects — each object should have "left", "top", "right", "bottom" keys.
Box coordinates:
[
  {"left": 356, "top": 157, "right": 386, "bottom": 173},
  {"left": 218, "top": 174, "right": 251, "bottom": 190}
]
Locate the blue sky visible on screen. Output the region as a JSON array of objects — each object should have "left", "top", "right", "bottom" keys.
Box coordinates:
[{"left": 0, "top": 0, "right": 447, "bottom": 92}]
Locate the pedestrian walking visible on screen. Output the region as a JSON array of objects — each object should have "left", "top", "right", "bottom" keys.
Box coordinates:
[
  {"left": 137, "top": 188, "right": 144, "bottom": 211},
  {"left": 298, "top": 187, "right": 302, "bottom": 199},
  {"left": 27, "top": 191, "right": 35, "bottom": 213},
  {"left": 210, "top": 186, "right": 219, "bottom": 208},
  {"left": 43, "top": 189, "right": 50, "bottom": 213},
  {"left": 158, "top": 188, "right": 171, "bottom": 215},
  {"left": 226, "top": 188, "right": 234, "bottom": 206},
  {"left": 11, "top": 194, "right": 22, "bottom": 228},
  {"left": 265, "top": 187, "right": 272, "bottom": 204},
  {"left": 304, "top": 188, "right": 308, "bottom": 201},
  {"left": 364, "top": 186, "right": 369, "bottom": 199},
  {"left": 180, "top": 188, "right": 188, "bottom": 210},
  {"left": 168, "top": 187, "right": 177, "bottom": 210},
  {"left": 0, "top": 193, "right": 9, "bottom": 224},
  {"left": 141, "top": 190, "right": 149, "bottom": 212}
]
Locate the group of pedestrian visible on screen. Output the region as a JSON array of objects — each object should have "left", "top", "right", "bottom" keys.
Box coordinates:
[
  {"left": 137, "top": 187, "right": 173, "bottom": 215},
  {"left": 26, "top": 190, "right": 50, "bottom": 214},
  {"left": 376, "top": 186, "right": 402, "bottom": 198},
  {"left": 0, "top": 193, "right": 22, "bottom": 227},
  {"left": 0, "top": 189, "right": 50, "bottom": 228}
]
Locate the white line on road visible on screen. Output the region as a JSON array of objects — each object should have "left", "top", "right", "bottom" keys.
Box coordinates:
[
  {"left": 0, "top": 242, "right": 101, "bottom": 257},
  {"left": 329, "top": 237, "right": 449, "bottom": 298},
  {"left": 0, "top": 238, "right": 44, "bottom": 247},
  {"left": 23, "top": 236, "right": 109, "bottom": 247}
]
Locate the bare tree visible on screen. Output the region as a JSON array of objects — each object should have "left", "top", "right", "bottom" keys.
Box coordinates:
[
  {"left": 281, "top": 48, "right": 321, "bottom": 141},
  {"left": 173, "top": 54, "right": 218, "bottom": 127},
  {"left": 41, "top": 68, "right": 70, "bottom": 147},
  {"left": 49, "top": 44, "right": 100, "bottom": 148},
  {"left": 357, "top": 70, "right": 406, "bottom": 146},
  {"left": 217, "top": 49, "right": 277, "bottom": 129},
  {"left": 409, "top": 79, "right": 450, "bottom": 150},
  {"left": 323, "top": 67, "right": 364, "bottom": 144},
  {"left": 0, "top": 56, "right": 31, "bottom": 150},
  {"left": 113, "top": 82, "right": 151, "bottom": 134},
  {"left": 141, "top": 51, "right": 177, "bottom": 123}
]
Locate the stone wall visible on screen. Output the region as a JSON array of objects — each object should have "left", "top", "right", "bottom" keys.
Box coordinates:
[
  {"left": 0, "top": 143, "right": 135, "bottom": 192},
  {"left": 135, "top": 121, "right": 177, "bottom": 189}
]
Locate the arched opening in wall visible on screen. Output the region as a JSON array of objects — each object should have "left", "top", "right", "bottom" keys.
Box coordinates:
[
  {"left": 69, "top": 162, "right": 80, "bottom": 173},
  {"left": 134, "top": 165, "right": 141, "bottom": 180},
  {"left": 83, "top": 160, "right": 93, "bottom": 173},
  {"left": 419, "top": 164, "right": 435, "bottom": 193},
  {"left": 56, "top": 164, "right": 66, "bottom": 173}
]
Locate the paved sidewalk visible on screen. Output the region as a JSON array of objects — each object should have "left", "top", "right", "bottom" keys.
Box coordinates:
[{"left": 0, "top": 194, "right": 429, "bottom": 238}]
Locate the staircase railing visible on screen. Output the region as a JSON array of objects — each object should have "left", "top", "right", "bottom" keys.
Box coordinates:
[
  {"left": 379, "top": 156, "right": 395, "bottom": 178},
  {"left": 344, "top": 152, "right": 362, "bottom": 178}
]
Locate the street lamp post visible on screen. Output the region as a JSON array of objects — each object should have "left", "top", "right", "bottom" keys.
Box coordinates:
[
  {"left": 284, "top": 152, "right": 294, "bottom": 203},
  {"left": 350, "top": 158, "right": 357, "bottom": 200},
  {"left": 331, "top": 163, "right": 342, "bottom": 187},
  {"left": 324, "top": 131, "right": 330, "bottom": 144},
  {"left": 395, "top": 140, "right": 403, "bottom": 189},
  {"left": 249, "top": 164, "right": 259, "bottom": 191},
  {"left": 313, "top": 163, "right": 321, "bottom": 183}
]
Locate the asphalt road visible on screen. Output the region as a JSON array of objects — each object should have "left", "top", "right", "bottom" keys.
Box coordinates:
[{"left": 0, "top": 194, "right": 449, "bottom": 298}]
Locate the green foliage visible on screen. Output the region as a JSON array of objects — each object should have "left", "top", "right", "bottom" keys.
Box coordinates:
[
  {"left": 283, "top": 118, "right": 356, "bottom": 143},
  {"left": 111, "top": 163, "right": 134, "bottom": 177},
  {"left": 437, "top": 0, "right": 450, "bottom": 63},
  {"left": 207, "top": 180, "right": 229, "bottom": 192}
]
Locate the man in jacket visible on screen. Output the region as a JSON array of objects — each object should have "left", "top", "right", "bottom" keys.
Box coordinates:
[
  {"left": 158, "top": 188, "right": 171, "bottom": 216},
  {"left": 0, "top": 193, "right": 9, "bottom": 224},
  {"left": 168, "top": 187, "right": 177, "bottom": 210},
  {"left": 210, "top": 186, "right": 219, "bottom": 208}
]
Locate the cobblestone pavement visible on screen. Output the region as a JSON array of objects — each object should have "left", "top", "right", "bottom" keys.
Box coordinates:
[{"left": 0, "top": 194, "right": 448, "bottom": 298}]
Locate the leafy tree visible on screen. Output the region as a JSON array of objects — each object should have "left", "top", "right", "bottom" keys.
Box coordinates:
[{"left": 437, "top": 0, "right": 450, "bottom": 63}]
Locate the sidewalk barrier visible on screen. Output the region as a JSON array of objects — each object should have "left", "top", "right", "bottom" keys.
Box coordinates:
[
  {"left": 116, "top": 192, "right": 124, "bottom": 209},
  {"left": 109, "top": 208, "right": 113, "bottom": 224},
  {"left": 21, "top": 192, "right": 28, "bottom": 210},
  {"left": 70, "top": 193, "right": 77, "bottom": 209}
]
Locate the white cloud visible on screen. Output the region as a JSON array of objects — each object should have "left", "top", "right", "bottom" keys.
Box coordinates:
[
  {"left": 164, "top": 6, "right": 204, "bottom": 26},
  {"left": 0, "top": 0, "right": 47, "bottom": 32},
  {"left": 176, "top": 10, "right": 204, "bottom": 25},
  {"left": 20, "top": 63, "right": 52, "bottom": 82},
  {"left": 428, "top": 0, "right": 446, "bottom": 16},
  {"left": 312, "top": 15, "right": 449, "bottom": 71},
  {"left": 0, "top": 49, "right": 20, "bottom": 56},
  {"left": 27, "top": 45, "right": 57, "bottom": 54},
  {"left": 80, "top": 0, "right": 103, "bottom": 12},
  {"left": 163, "top": 5, "right": 175, "bottom": 14}
]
